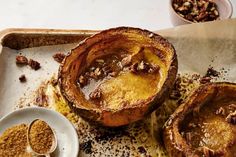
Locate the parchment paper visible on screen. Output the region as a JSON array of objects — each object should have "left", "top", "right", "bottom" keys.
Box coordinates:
[{"left": 0, "top": 18, "right": 236, "bottom": 157}]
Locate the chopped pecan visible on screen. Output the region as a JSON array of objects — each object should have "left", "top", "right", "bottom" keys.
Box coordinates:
[
  {"left": 19, "top": 74, "right": 27, "bottom": 83},
  {"left": 95, "top": 59, "right": 105, "bottom": 64},
  {"left": 137, "top": 61, "right": 149, "bottom": 71},
  {"left": 94, "top": 68, "right": 102, "bottom": 76},
  {"left": 16, "top": 55, "right": 28, "bottom": 65},
  {"left": 148, "top": 65, "right": 160, "bottom": 73},
  {"left": 109, "top": 71, "right": 118, "bottom": 77},
  {"left": 89, "top": 88, "right": 102, "bottom": 99},
  {"left": 185, "top": 132, "right": 192, "bottom": 143},
  {"left": 225, "top": 111, "right": 236, "bottom": 125},
  {"left": 188, "top": 123, "right": 196, "bottom": 128},
  {"left": 130, "top": 62, "right": 139, "bottom": 73},
  {"left": 201, "top": 146, "right": 215, "bottom": 157},
  {"left": 229, "top": 104, "right": 236, "bottom": 109},
  {"left": 215, "top": 107, "right": 225, "bottom": 116},
  {"left": 78, "top": 75, "right": 87, "bottom": 87},
  {"left": 53, "top": 52, "right": 66, "bottom": 63},
  {"left": 121, "top": 55, "right": 132, "bottom": 67},
  {"left": 28, "top": 59, "right": 41, "bottom": 70},
  {"left": 102, "top": 65, "right": 113, "bottom": 75}
]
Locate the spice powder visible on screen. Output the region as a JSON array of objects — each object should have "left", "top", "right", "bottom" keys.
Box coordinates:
[
  {"left": 28, "top": 120, "right": 54, "bottom": 154},
  {"left": 0, "top": 124, "right": 32, "bottom": 157}
]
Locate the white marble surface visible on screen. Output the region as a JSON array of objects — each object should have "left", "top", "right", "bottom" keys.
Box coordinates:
[{"left": 0, "top": 0, "right": 235, "bottom": 31}]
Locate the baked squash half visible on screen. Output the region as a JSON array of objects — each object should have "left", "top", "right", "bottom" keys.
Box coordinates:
[
  {"left": 164, "top": 82, "right": 236, "bottom": 157},
  {"left": 58, "top": 27, "right": 177, "bottom": 127}
]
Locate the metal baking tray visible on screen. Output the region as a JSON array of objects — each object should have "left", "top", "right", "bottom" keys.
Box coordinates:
[{"left": 0, "top": 19, "right": 235, "bottom": 157}]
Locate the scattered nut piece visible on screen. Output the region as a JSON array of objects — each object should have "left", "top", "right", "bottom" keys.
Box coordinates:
[
  {"left": 94, "top": 68, "right": 102, "bottom": 77},
  {"left": 225, "top": 111, "right": 236, "bottom": 125},
  {"left": 102, "top": 66, "right": 113, "bottom": 75},
  {"left": 109, "top": 71, "right": 118, "bottom": 77},
  {"left": 130, "top": 61, "right": 159, "bottom": 74},
  {"left": 95, "top": 59, "right": 105, "bottom": 64},
  {"left": 89, "top": 88, "right": 102, "bottom": 99},
  {"left": 130, "top": 62, "right": 139, "bottom": 73},
  {"left": 201, "top": 146, "right": 215, "bottom": 157},
  {"left": 16, "top": 55, "right": 28, "bottom": 65},
  {"left": 78, "top": 75, "right": 87, "bottom": 87},
  {"left": 29, "top": 59, "right": 41, "bottom": 70},
  {"left": 53, "top": 52, "right": 66, "bottom": 63},
  {"left": 121, "top": 55, "right": 132, "bottom": 67},
  {"left": 215, "top": 107, "right": 225, "bottom": 116},
  {"left": 148, "top": 65, "right": 160, "bottom": 73},
  {"left": 19, "top": 74, "right": 27, "bottom": 83}
]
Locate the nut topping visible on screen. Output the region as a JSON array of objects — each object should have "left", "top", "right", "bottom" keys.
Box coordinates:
[
  {"left": 121, "top": 55, "right": 132, "bottom": 67},
  {"left": 53, "top": 52, "right": 66, "bottom": 63},
  {"left": 29, "top": 59, "right": 41, "bottom": 70},
  {"left": 78, "top": 75, "right": 87, "bottom": 87},
  {"left": 130, "top": 61, "right": 159, "bottom": 74},
  {"left": 225, "top": 111, "right": 236, "bottom": 125},
  {"left": 215, "top": 107, "right": 225, "bottom": 116},
  {"left": 201, "top": 146, "right": 215, "bottom": 157},
  {"left": 173, "top": 0, "right": 220, "bottom": 23},
  {"left": 16, "top": 55, "right": 28, "bottom": 65},
  {"left": 89, "top": 88, "right": 102, "bottom": 100}
]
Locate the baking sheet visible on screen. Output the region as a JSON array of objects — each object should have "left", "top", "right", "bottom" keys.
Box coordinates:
[{"left": 0, "top": 18, "right": 236, "bottom": 157}]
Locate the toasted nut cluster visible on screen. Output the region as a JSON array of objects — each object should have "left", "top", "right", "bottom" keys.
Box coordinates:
[
  {"left": 78, "top": 53, "right": 160, "bottom": 88},
  {"left": 53, "top": 52, "right": 66, "bottom": 63},
  {"left": 16, "top": 55, "right": 41, "bottom": 70},
  {"left": 173, "top": 0, "right": 219, "bottom": 22}
]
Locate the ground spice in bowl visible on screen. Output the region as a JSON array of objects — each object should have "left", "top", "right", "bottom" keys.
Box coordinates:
[
  {"left": 28, "top": 120, "right": 54, "bottom": 154},
  {"left": 0, "top": 124, "right": 32, "bottom": 157}
]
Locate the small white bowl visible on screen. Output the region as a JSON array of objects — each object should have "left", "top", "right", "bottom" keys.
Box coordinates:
[
  {"left": 0, "top": 107, "right": 79, "bottom": 157},
  {"left": 169, "top": 0, "right": 233, "bottom": 26}
]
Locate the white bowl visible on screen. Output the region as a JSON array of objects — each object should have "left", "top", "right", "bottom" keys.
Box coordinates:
[
  {"left": 169, "top": 0, "right": 233, "bottom": 26},
  {"left": 0, "top": 107, "right": 79, "bottom": 157}
]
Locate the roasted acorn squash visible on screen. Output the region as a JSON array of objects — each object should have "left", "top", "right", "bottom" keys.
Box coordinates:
[
  {"left": 58, "top": 27, "right": 177, "bottom": 127},
  {"left": 164, "top": 82, "right": 236, "bottom": 157}
]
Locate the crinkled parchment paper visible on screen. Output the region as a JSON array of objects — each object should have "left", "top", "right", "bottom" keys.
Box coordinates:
[{"left": 0, "top": 19, "right": 236, "bottom": 157}]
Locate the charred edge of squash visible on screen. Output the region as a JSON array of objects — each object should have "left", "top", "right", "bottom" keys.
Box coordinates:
[
  {"left": 163, "top": 82, "right": 236, "bottom": 157},
  {"left": 58, "top": 26, "right": 178, "bottom": 127}
]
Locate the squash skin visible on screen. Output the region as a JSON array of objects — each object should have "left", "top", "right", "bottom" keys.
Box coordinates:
[
  {"left": 163, "top": 82, "right": 236, "bottom": 157},
  {"left": 58, "top": 27, "right": 178, "bottom": 127}
]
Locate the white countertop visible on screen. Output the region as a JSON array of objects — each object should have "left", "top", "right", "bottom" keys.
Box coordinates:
[{"left": 0, "top": 0, "right": 235, "bottom": 31}]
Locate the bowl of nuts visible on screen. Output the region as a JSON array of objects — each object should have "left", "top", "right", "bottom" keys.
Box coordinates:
[{"left": 170, "top": 0, "right": 233, "bottom": 26}]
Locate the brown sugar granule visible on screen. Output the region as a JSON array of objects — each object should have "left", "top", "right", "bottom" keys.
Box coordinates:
[
  {"left": 28, "top": 120, "right": 54, "bottom": 154},
  {"left": 53, "top": 52, "right": 66, "bottom": 63},
  {"left": 19, "top": 74, "right": 27, "bottom": 83},
  {"left": 0, "top": 124, "right": 32, "bottom": 157},
  {"left": 28, "top": 59, "right": 41, "bottom": 70},
  {"left": 16, "top": 55, "right": 28, "bottom": 65}
]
